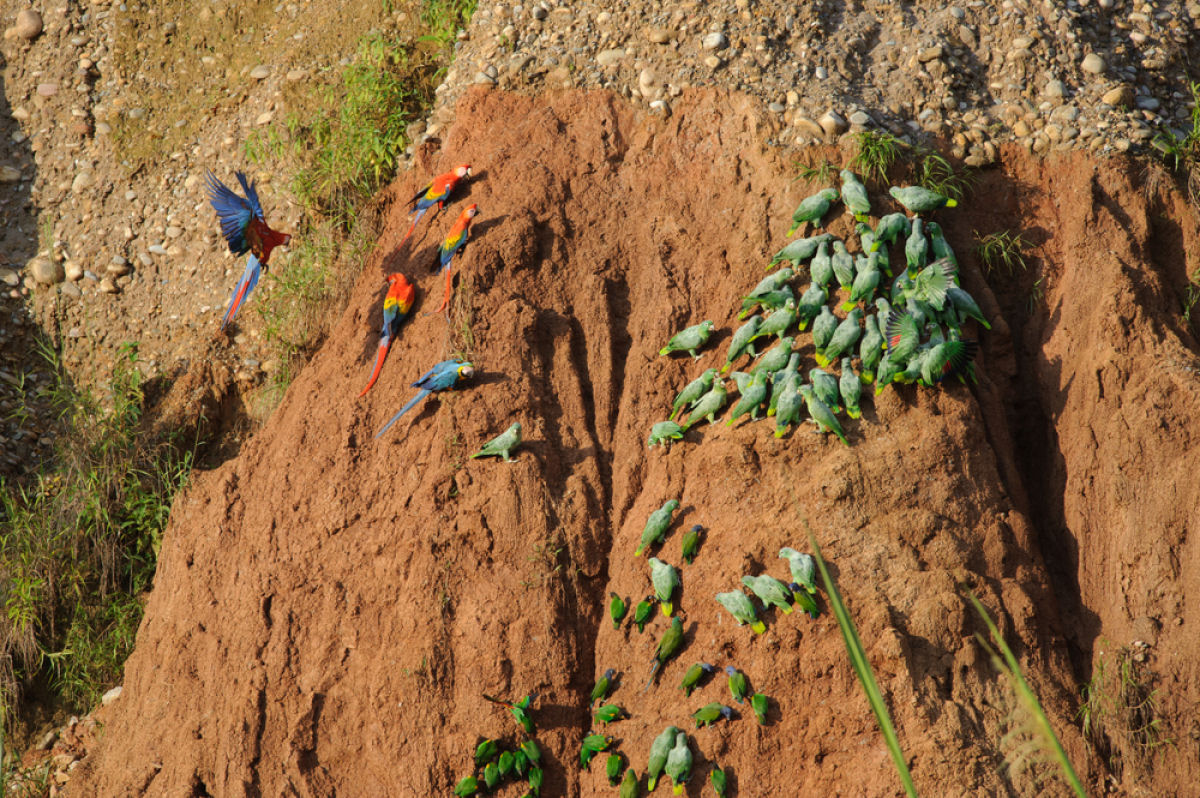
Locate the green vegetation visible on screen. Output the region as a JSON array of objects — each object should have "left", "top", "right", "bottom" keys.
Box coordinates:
[
  {"left": 0, "top": 342, "right": 197, "bottom": 721},
  {"left": 792, "top": 157, "right": 836, "bottom": 185},
  {"left": 975, "top": 230, "right": 1029, "bottom": 275},
  {"left": 1182, "top": 266, "right": 1200, "bottom": 326},
  {"left": 1152, "top": 81, "right": 1200, "bottom": 174},
  {"left": 1080, "top": 643, "right": 1173, "bottom": 770},
  {"left": 851, "top": 131, "right": 904, "bottom": 184},
  {"left": 808, "top": 528, "right": 918, "bottom": 798},
  {"left": 965, "top": 592, "right": 1085, "bottom": 797},
  {"left": 915, "top": 151, "right": 975, "bottom": 202}
]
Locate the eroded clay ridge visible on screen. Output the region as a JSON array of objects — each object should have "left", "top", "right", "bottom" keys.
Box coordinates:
[{"left": 73, "top": 88, "right": 1200, "bottom": 796}]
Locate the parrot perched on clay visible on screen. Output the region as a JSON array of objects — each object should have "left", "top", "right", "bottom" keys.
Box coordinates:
[
  {"left": 839, "top": 357, "right": 863, "bottom": 419},
  {"left": 660, "top": 320, "right": 715, "bottom": 360},
  {"left": 751, "top": 693, "right": 769, "bottom": 725},
  {"left": 808, "top": 367, "right": 842, "bottom": 413},
  {"left": 680, "top": 381, "right": 727, "bottom": 430},
  {"left": 742, "top": 574, "right": 795, "bottom": 615},
  {"left": 580, "top": 734, "right": 613, "bottom": 770},
  {"left": 402, "top": 164, "right": 471, "bottom": 243},
  {"left": 647, "top": 726, "right": 681, "bottom": 792},
  {"left": 809, "top": 240, "right": 834, "bottom": 288},
  {"left": 665, "top": 733, "right": 693, "bottom": 794},
  {"left": 906, "top": 217, "right": 929, "bottom": 275},
  {"left": 725, "top": 370, "right": 770, "bottom": 426},
  {"left": 358, "top": 273, "right": 416, "bottom": 397},
  {"left": 786, "top": 189, "right": 839, "bottom": 235},
  {"left": 679, "top": 663, "right": 714, "bottom": 697},
  {"left": 620, "top": 768, "right": 639, "bottom": 798},
  {"left": 483, "top": 692, "right": 537, "bottom": 735},
  {"left": 831, "top": 240, "right": 856, "bottom": 292},
  {"left": 772, "top": 375, "right": 803, "bottom": 439},
  {"left": 844, "top": 255, "right": 881, "bottom": 312},
  {"left": 816, "top": 308, "right": 864, "bottom": 368},
  {"left": 780, "top": 548, "right": 817, "bottom": 594},
  {"left": 205, "top": 170, "right": 293, "bottom": 329},
  {"left": 811, "top": 305, "right": 838, "bottom": 355},
  {"left": 715, "top": 590, "right": 766, "bottom": 634},
  {"left": 376, "top": 359, "right": 474, "bottom": 438},
  {"left": 722, "top": 316, "right": 762, "bottom": 373},
  {"left": 874, "top": 212, "right": 911, "bottom": 250},
  {"left": 926, "top": 220, "right": 958, "bottom": 268},
  {"left": 649, "top": 557, "right": 681, "bottom": 616},
  {"left": 634, "top": 597, "right": 655, "bottom": 633},
  {"left": 595, "top": 704, "right": 625, "bottom": 726},
  {"left": 795, "top": 282, "right": 829, "bottom": 331},
  {"left": 520, "top": 740, "right": 541, "bottom": 767},
  {"left": 885, "top": 310, "right": 922, "bottom": 364},
  {"left": 433, "top": 203, "right": 478, "bottom": 314},
  {"left": 472, "top": 422, "right": 523, "bottom": 462},
  {"left": 454, "top": 776, "right": 479, "bottom": 796},
  {"left": 475, "top": 738, "right": 499, "bottom": 766},
  {"left": 711, "top": 767, "right": 728, "bottom": 796},
  {"left": 635, "top": 500, "right": 680, "bottom": 557},
  {"left": 750, "top": 337, "right": 794, "bottom": 376},
  {"left": 890, "top": 184, "right": 958, "bottom": 214},
  {"left": 858, "top": 313, "right": 885, "bottom": 383},
  {"left": 497, "top": 751, "right": 515, "bottom": 777},
  {"left": 647, "top": 420, "right": 685, "bottom": 449},
  {"left": 670, "top": 368, "right": 717, "bottom": 420},
  {"left": 483, "top": 763, "right": 501, "bottom": 792},
  {"left": 725, "top": 666, "right": 750, "bottom": 704},
  {"left": 590, "top": 668, "right": 617, "bottom": 708},
  {"left": 770, "top": 232, "right": 834, "bottom": 267},
  {"left": 646, "top": 616, "right": 685, "bottom": 689},
  {"left": 692, "top": 703, "right": 734, "bottom": 729},
  {"left": 857, "top": 222, "right": 877, "bottom": 257},
  {"left": 921, "top": 339, "right": 979, "bottom": 385},
  {"left": 874, "top": 350, "right": 902, "bottom": 396},
  {"left": 840, "top": 169, "right": 871, "bottom": 220},
  {"left": 741, "top": 268, "right": 794, "bottom": 318},
  {"left": 607, "top": 752, "right": 625, "bottom": 786},
  {"left": 767, "top": 353, "right": 802, "bottom": 416},
  {"left": 800, "top": 384, "right": 849, "bottom": 445},
  {"left": 527, "top": 766, "right": 544, "bottom": 796},
  {"left": 681, "top": 524, "right": 703, "bottom": 564},
  {"left": 946, "top": 285, "right": 991, "bottom": 330},
  {"left": 750, "top": 301, "right": 797, "bottom": 342},
  {"left": 610, "top": 592, "right": 628, "bottom": 629}
]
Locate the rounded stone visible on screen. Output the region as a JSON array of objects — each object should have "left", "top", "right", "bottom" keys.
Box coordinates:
[
  {"left": 1102, "top": 84, "right": 1134, "bottom": 107},
  {"left": 1081, "top": 53, "right": 1105, "bottom": 74},
  {"left": 849, "top": 110, "right": 872, "bottom": 127},
  {"left": 15, "top": 9, "right": 42, "bottom": 40},
  {"left": 28, "top": 256, "right": 65, "bottom": 286},
  {"left": 99, "top": 277, "right": 120, "bottom": 294},
  {"left": 702, "top": 32, "right": 728, "bottom": 50},
  {"left": 0, "top": 165, "right": 20, "bottom": 182},
  {"left": 65, "top": 260, "right": 83, "bottom": 281},
  {"left": 249, "top": 65, "right": 270, "bottom": 80},
  {"left": 818, "top": 109, "right": 848, "bottom": 136},
  {"left": 1044, "top": 79, "right": 1067, "bottom": 99}
]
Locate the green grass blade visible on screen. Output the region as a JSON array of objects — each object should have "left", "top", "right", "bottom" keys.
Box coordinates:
[
  {"left": 965, "top": 591, "right": 1085, "bottom": 798},
  {"left": 808, "top": 529, "right": 918, "bottom": 798}
]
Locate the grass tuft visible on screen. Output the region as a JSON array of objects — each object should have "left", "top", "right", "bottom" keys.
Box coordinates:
[
  {"left": 975, "top": 230, "right": 1029, "bottom": 275},
  {"left": 915, "top": 152, "right": 975, "bottom": 202},
  {"left": 1079, "top": 642, "right": 1173, "bottom": 774},
  {"left": 851, "top": 131, "right": 905, "bottom": 184},
  {"left": 808, "top": 527, "right": 918, "bottom": 798}
]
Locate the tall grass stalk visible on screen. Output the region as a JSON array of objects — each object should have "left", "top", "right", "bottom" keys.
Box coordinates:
[
  {"left": 808, "top": 528, "right": 918, "bottom": 798},
  {"left": 965, "top": 591, "right": 1086, "bottom": 798}
]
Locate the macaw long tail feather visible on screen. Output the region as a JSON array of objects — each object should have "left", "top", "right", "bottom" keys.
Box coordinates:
[
  {"left": 400, "top": 206, "right": 428, "bottom": 244},
  {"left": 358, "top": 338, "right": 392, "bottom": 398},
  {"left": 643, "top": 660, "right": 661, "bottom": 692},
  {"left": 220, "top": 255, "right": 262, "bottom": 330},
  {"left": 375, "top": 389, "right": 431, "bottom": 438},
  {"left": 435, "top": 266, "right": 454, "bottom": 314}
]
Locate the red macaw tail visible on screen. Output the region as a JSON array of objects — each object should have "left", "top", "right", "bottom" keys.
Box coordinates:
[
  {"left": 220, "top": 255, "right": 262, "bottom": 330},
  {"left": 400, "top": 206, "right": 430, "bottom": 244},
  {"left": 435, "top": 267, "right": 453, "bottom": 314},
  {"left": 358, "top": 338, "right": 392, "bottom": 398}
]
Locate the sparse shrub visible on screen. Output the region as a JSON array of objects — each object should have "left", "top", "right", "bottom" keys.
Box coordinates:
[
  {"left": 975, "top": 230, "right": 1029, "bottom": 275},
  {"left": 851, "top": 131, "right": 904, "bottom": 184}
]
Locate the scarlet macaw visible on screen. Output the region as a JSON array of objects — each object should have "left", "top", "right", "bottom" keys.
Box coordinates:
[
  {"left": 402, "top": 164, "right": 472, "bottom": 243},
  {"left": 205, "top": 170, "right": 292, "bottom": 329},
  {"left": 433, "top": 204, "right": 478, "bottom": 314},
  {"left": 358, "top": 273, "right": 416, "bottom": 397}
]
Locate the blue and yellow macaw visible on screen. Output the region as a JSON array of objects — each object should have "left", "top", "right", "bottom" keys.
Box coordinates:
[{"left": 375, "top": 359, "right": 474, "bottom": 438}]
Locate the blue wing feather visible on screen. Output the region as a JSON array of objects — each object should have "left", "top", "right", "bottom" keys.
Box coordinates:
[
  {"left": 206, "top": 170, "right": 254, "bottom": 254},
  {"left": 375, "top": 389, "right": 431, "bottom": 438},
  {"left": 234, "top": 171, "right": 266, "bottom": 221}
]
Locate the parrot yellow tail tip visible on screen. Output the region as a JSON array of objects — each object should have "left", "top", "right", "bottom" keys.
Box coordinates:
[
  {"left": 946, "top": 199, "right": 958, "bottom": 207},
  {"left": 751, "top": 622, "right": 766, "bottom": 634},
  {"left": 781, "top": 605, "right": 794, "bottom": 615},
  {"left": 674, "top": 786, "right": 685, "bottom": 795},
  {"left": 774, "top": 430, "right": 784, "bottom": 439},
  {"left": 840, "top": 302, "right": 856, "bottom": 312},
  {"left": 662, "top": 603, "right": 674, "bottom": 617}
]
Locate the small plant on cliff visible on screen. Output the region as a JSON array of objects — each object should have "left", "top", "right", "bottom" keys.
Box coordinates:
[
  {"left": 809, "top": 529, "right": 918, "bottom": 798},
  {"left": 1181, "top": 267, "right": 1200, "bottom": 326},
  {"left": 915, "top": 152, "right": 975, "bottom": 203},
  {"left": 975, "top": 230, "right": 1029, "bottom": 275},
  {"left": 1079, "top": 642, "right": 1173, "bottom": 773},
  {"left": 965, "top": 592, "right": 1086, "bottom": 797},
  {"left": 851, "top": 131, "right": 904, "bottom": 184}
]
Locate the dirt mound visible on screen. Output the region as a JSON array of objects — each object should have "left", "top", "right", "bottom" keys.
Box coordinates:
[{"left": 69, "top": 87, "right": 1200, "bottom": 796}]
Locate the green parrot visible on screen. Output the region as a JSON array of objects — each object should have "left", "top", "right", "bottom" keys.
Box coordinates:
[
  {"left": 722, "top": 315, "right": 762, "bottom": 373},
  {"left": 840, "top": 169, "right": 871, "bottom": 219},
  {"left": 647, "top": 420, "right": 685, "bottom": 449},
  {"left": 635, "top": 499, "right": 680, "bottom": 557},
  {"left": 471, "top": 421, "right": 522, "bottom": 462},
  {"left": 679, "top": 662, "right": 715, "bottom": 697},
  {"left": 749, "top": 300, "right": 797, "bottom": 342},
  {"left": 808, "top": 368, "right": 842, "bottom": 413},
  {"left": 498, "top": 750, "right": 515, "bottom": 777},
  {"left": 874, "top": 350, "right": 901, "bottom": 396},
  {"left": 811, "top": 305, "right": 838, "bottom": 355},
  {"left": 843, "top": 254, "right": 881, "bottom": 312},
  {"left": 920, "top": 340, "right": 978, "bottom": 385},
  {"left": 742, "top": 574, "right": 794, "bottom": 615},
  {"left": 520, "top": 739, "right": 541, "bottom": 767},
  {"left": 742, "top": 267, "right": 795, "bottom": 314},
  {"left": 800, "top": 384, "right": 849, "bottom": 445},
  {"left": 607, "top": 752, "right": 625, "bottom": 786},
  {"left": 779, "top": 548, "right": 817, "bottom": 593},
  {"left": 711, "top": 766, "right": 728, "bottom": 796},
  {"left": 725, "top": 665, "right": 750, "bottom": 704},
  {"left": 946, "top": 285, "right": 991, "bottom": 329},
  {"left": 725, "top": 371, "right": 770, "bottom": 426},
  {"left": 772, "top": 375, "right": 803, "bottom": 439},
  {"left": 610, "top": 592, "right": 628, "bottom": 629},
  {"left": 816, "top": 308, "right": 863, "bottom": 369},
  {"left": 646, "top": 616, "right": 685, "bottom": 689},
  {"left": 884, "top": 309, "right": 920, "bottom": 365},
  {"left": 475, "top": 738, "right": 499, "bottom": 766},
  {"left": 858, "top": 313, "right": 884, "bottom": 383},
  {"left": 925, "top": 220, "right": 957, "bottom": 267},
  {"left": 580, "top": 733, "right": 613, "bottom": 769},
  {"left": 831, "top": 240, "right": 855, "bottom": 292},
  {"left": 715, "top": 590, "right": 765, "bottom": 634},
  {"left": 751, "top": 693, "right": 769, "bottom": 725},
  {"left": 660, "top": 320, "right": 715, "bottom": 360},
  {"left": 856, "top": 222, "right": 877, "bottom": 256},
  {"left": 770, "top": 232, "right": 834, "bottom": 266},
  {"left": 680, "top": 381, "right": 727, "bottom": 430},
  {"left": 786, "top": 188, "right": 839, "bottom": 235},
  {"left": 809, "top": 240, "right": 833, "bottom": 288},
  {"left": 647, "top": 726, "right": 680, "bottom": 792},
  {"left": 649, "top": 557, "right": 681, "bottom": 616},
  {"left": 512, "top": 749, "right": 529, "bottom": 777},
  {"left": 527, "top": 766, "right": 543, "bottom": 796},
  {"left": 620, "top": 768, "right": 640, "bottom": 798},
  {"left": 788, "top": 581, "right": 820, "bottom": 617},
  {"left": 681, "top": 524, "right": 702, "bottom": 564},
  {"left": 590, "top": 668, "right": 616, "bottom": 708},
  {"left": 669, "top": 368, "right": 717, "bottom": 420},
  {"left": 750, "top": 336, "right": 795, "bottom": 376},
  {"left": 594, "top": 703, "right": 625, "bottom": 725},
  {"left": 483, "top": 761, "right": 501, "bottom": 790},
  {"left": 728, "top": 371, "right": 754, "bottom": 394},
  {"left": 453, "top": 775, "right": 479, "bottom": 796},
  {"left": 795, "top": 282, "right": 828, "bottom": 331},
  {"left": 839, "top": 357, "right": 863, "bottom": 419},
  {"left": 740, "top": 286, "right": 794, "bottom": 319},
  {"left": 905, "top": 217, "right": 928, "bottom": 274},
  {"left": 874, "top": 212, "right": 910, "bottom": 249},
  {"left": 692, "top": 703, "right": 734, "bottom": 728},
  {"left": 665, "top": 732, "right": 693, "bottom": 795},
  {"left": 889, "top": 184, "right": 958, "bottom": 214},
  {"left": 633, "top": 597, "right": 655, "bottom": 632},
  {"left": 767, "top": 353, "right": 802, "bottom": 416}
]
